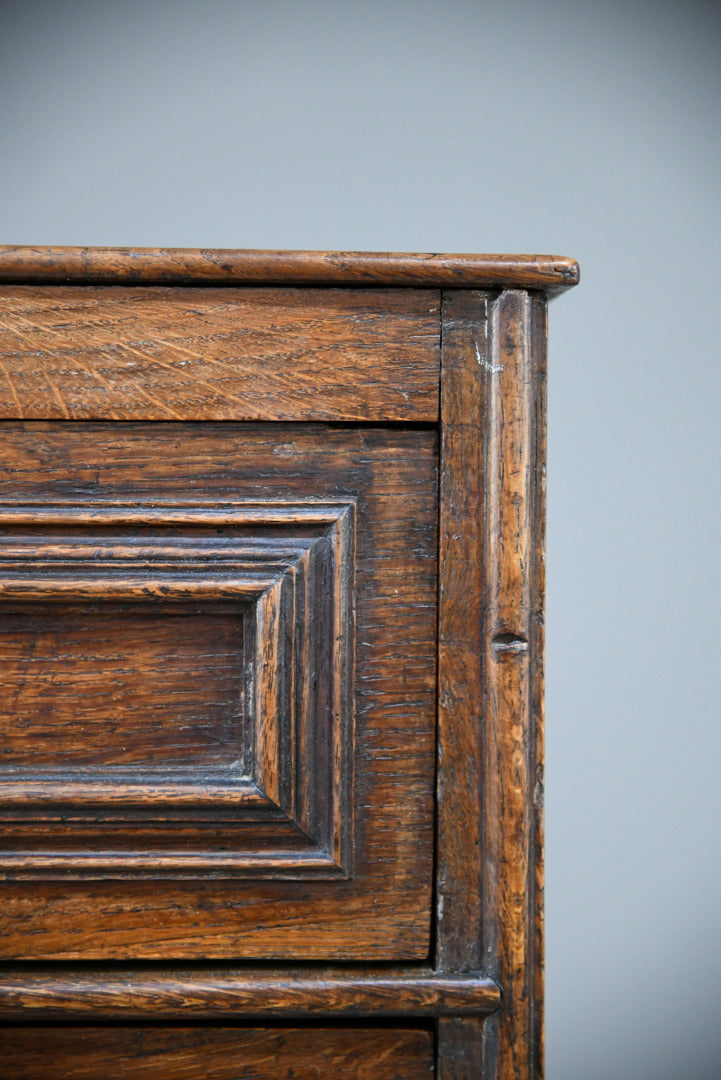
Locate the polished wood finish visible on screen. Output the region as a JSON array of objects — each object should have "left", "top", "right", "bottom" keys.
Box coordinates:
[
  {"left": 0, "top": 969, "right": 500, "bottom": 1020},
  {"left": 436, "top": 290, "right": 548, "bottom": 1079},
  {"left": 0, "top": 286, "right": 439, "bottom": 420},
  {"left": 0, "top": 424, "right": 437, "bottom": 958},
  {"left": 0, "top": 602, "right": 248, "bottom": 767},
  {"left": 0, "top": 1026, "right": 436, "bottom": 1080},
  {"left": 436, "top": 290, "right": 490, "bottom": 1079},
  {"left": 0, "top": 498, "right": 354, "bottom": 880},
  {"left": 0, "top": 245, "right": 579, "bottom": 292},
  {"left": 0, "top": 248, "right": 577, "bottom": 1077},
  {"left": 436, "top": 290, "right": 487, "bottom": 975},
  {"left": 481, "top": 291, "right": 547, "bottom": 1080}
]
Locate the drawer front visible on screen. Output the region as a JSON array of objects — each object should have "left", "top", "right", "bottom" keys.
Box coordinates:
[
  {"left": 0, "top": 286, "right": 440, "bottom": 421},
  {"left": 0, "top": 1025, "right": 436, "bottom": 1079},
  {"left": 0, "top": 422, "right": 437, "bottom": 960}
]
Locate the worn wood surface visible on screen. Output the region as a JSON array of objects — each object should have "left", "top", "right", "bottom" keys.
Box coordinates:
[
  {"left": 437, "top": 1018, "right": 486, "bottom": 1080},
  {"left": 0, "top": 285, "right": 439, "bottom": 420},
  {"left": 436, "top": 292, "right": 491, "bottom": 1079},
  {"left": 0, "top": 423, "right": 437, "bottom": 959},
  {"left": 0, "top": 969, "right": 500, "bottom": 1020},
  {"left": 0, "top": 246, "right": 579, "bottom": 292},
  {"left": 0, "top": 499, "right": 353, "bottom": 879},
  {"left": 530, "top": 296, "right": 548, "bottom": 1080},
  {"left": 480, "top": 291, "right": 547, "bottom": 1080},
  {"left": 0, "top": 602, "right": 247, "bottom": 769},
  {"left": 0, "top": 260, "right": 576, "bottom": 1074},
  {"left": 436, "top": 289, "right": 547, "bottom": 1078},
  {"left": 436, "top": 290, "right": 487, "bottom": 974},
  {"left": 0, "top": 1025, "right": 436, "bottom": 1079}
]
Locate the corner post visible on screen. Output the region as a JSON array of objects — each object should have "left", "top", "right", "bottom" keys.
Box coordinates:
[{"left": 437, "top": 289, "right": 547, "bottom": 1078}]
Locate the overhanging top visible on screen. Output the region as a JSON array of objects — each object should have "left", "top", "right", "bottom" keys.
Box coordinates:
[{"left": 0, "top": 247, "right": 579, "bottom": 294}]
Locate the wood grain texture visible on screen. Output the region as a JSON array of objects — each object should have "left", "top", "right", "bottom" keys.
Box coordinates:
[
  {"left": 0, "top": 1025, "right": 436, "bottom": 1080},
  {"left": 0, "top": 603, "right": 247, "bottom": 768},
  {"left": 436, "top": 290, "right": 488, "bottom": 974},
  {"left": 0, "top": 500, "right": 353, "bottom": 879},
  {"left": 437, "top": 289, "right": 548, "bottom": 1079},
  {"left": 437, "top": 1018, "right": 486, "bottom": 1080},
  {"left": 0, "top": 423, "right": 437, "bottom": 960},
  {"left": 481, "top": 291, "right": 546, "bottom": 1080},
  {"left": 530, "top": 296, "right": 547, "bottom": 1080},
  {"left": 436, "top": 292, "right": 490, "bottom": 1079},
  {"left": 0, "top": 264, "right": 576, "bottom": 1073},
  {"left": 0, "top": 969, "right": 500, "bottom": 1020},
  {"left": 0, "top": 246, "right": 580, "bottom": 292},
  {"left": 0, "top": 285, "right": 440, "bottom": 421}
]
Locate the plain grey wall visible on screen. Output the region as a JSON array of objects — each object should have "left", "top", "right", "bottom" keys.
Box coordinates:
[{"left": 1, "top": 2, "right": 720, "bottom": 1076}]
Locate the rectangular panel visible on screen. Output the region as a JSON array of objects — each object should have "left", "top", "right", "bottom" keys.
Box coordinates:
[
  {"left": 0, "top": 1025, "right": 435, "bottom": 1080},
  {"left": 0, "top": 423, "right": 437, "bottom": 959},
  {"left": 0, "top": 500, "right": 352, "bottom": 878},
  {"left": 0, "top": 286, "right": 440, "bottom": 421},
  {"left": 0, "top": 602, "right": 247, "bottom": 770}
]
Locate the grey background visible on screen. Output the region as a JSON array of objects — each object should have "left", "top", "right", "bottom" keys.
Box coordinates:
[{"left": 1, "top": 1, "right": 720, "bottom": 1076}]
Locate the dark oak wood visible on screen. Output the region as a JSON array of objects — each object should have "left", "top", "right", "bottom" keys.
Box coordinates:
[
  {"left": 437, "top": 1018, "right": 486, "bottom": 1080},
  {"left": 0, "top": 602, "right": 247, "bottom": 766},
  {"left": 0, "top": 1025, "right": 436, "bottom": 1080},
  {"left": 436, "top": 290, "right": 548, "bottom": 1079},
  {"left": 0, "top": 249, "right": 577, "bottom": 1077},
  {"left": 0, "top": 285, "right": 440, "bottom": 421},
  {"left": 0, "top": 423, "right": 437, "bottom": 959},
  {"left": 0, "top": 969, "right": 500, "bottom": 1020},
  {"left": 481, "top": 291, "right": 547, "bottom": 1080},
  {"left": 0, "top": 499, "right": 354, "bottom": 879},
  {"left": 436, "top": 290, "right": 488, "bottom": 974},
  {"left": 435, "top": 288, "right": 491, "bottom": 1080},
  {"left": 0, "top": 246, "right": 579, "bottom": 292}
]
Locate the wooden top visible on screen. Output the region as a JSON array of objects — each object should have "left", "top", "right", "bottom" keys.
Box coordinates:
[{"left": 0, "top": 247, "right": 579, "bottom": 294}]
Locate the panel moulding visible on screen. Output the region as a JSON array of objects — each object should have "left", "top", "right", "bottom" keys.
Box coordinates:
[{"left": 0, "top": 499, "right": 355, "bottom": 880}]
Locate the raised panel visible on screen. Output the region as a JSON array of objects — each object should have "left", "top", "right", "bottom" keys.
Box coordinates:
[
  {"left": 0, "top": 500, "right": 354, "bottom": 879},
  {"left": 0, "top": 603, "right": 249, "bottom": 768},
  {"left": 0, "top": 424, "right": 437, "bottom": 959}
]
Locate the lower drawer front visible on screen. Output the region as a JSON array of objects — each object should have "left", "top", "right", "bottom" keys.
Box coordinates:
[{"left": 0, "top": 1025, "right": 435, "bottom": 1079}]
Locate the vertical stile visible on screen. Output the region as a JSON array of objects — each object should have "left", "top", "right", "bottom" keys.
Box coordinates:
[
  {"left": 437, "top": 290, "right": 489, "bottom": 1077},
  {"left": 437, "top": 289, "right": 547, "bottom": 1078}
]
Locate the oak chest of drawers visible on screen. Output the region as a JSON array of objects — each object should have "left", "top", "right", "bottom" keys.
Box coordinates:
[{"left": 0, "top": 247, "right": 577, "bottom": 1079}]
